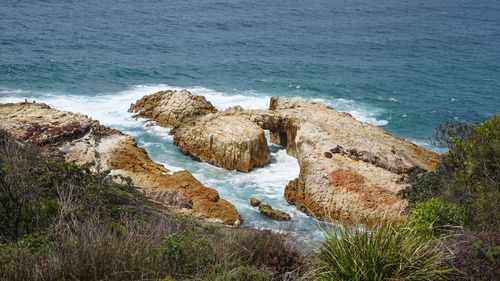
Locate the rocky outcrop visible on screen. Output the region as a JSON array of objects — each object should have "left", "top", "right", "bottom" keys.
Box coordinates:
[
  {"left": 171, "top": 107, "right": 270, "bottom": 172},
  {"left": 129, "top": 91, "right": 271, "bottom": 172},
  {"left": 0, "top": 102, "right": 240, "bottom": 226},
  {"left": 266, "top": 97, "right": 441, "bottom": 224},
  {"left": 258, "top": 204, "right": 291, "bottom": 221},
  {"left": 128, "top": 89, "right": 217, "bottom": 127},
  {"left": 128, "top": 90, "right": 442, "bottom": 224}
]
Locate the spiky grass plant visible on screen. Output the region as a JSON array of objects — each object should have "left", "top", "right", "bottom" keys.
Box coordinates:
[{"left": 309, "top": 223, "right": 449, "bottom": 281}]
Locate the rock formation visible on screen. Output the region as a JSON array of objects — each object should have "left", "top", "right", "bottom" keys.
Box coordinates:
[
  {"left": 248, "top": 198, "right": 290, "bottom": 221},
  {"left": 258, "top": 204, "right": 291, "bottom": 221},
  {"left": 171, "top": 107, "right": 270, "bottom": 172},
  {"left": 0, "top": 102, "right": 240, "bottom": 226},
  {"left": 129, "top": 91, "right": 271, "bottom": 172},
  {"left": 129, "top": 90, "right": 441, "bottom": 224},
  {"left": 265, "top": 97, "right": 441, "bottom": 224},
  {"left": 249, "top": 197, "right": 261, "bottom": 207},
  {"left": 128, "top": 89, "right": 218, "bottom": 127}
]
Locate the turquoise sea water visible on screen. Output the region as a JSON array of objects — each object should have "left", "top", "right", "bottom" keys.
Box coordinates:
[{"left": 1, "top": 0, "right": 499, "bottom": 240}]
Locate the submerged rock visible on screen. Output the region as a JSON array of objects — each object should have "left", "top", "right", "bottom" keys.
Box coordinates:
[
  {"left": 249, "top": 197, "right": 261, "bottom": 207},
  {"left": 0, "top": 102, "right": 241, "bottom": 226},
  {"left": 258, "top": 204, "right": 291, "bottom": 221}
]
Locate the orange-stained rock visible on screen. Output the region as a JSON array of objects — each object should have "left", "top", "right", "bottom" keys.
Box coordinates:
[
  {"left": 0, "top": 102, "right": 241, "bottom": 226},
  {"left": 268, "top": 97, "right": 441, "bottom": 224}
]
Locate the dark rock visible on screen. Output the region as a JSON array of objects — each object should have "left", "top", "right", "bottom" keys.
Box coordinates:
[
  {"left": 258, "top": 204, "right": 291, "bottom": 221},
  {"left": 348, "top": 149, "right": 363, "bottom": 158},
  {"left": 249, "top": 197, "right": 261, "bottom": 207},
  {"left": 189, "top": 154, "right": 202, "bottom": 162},
  {"left": 330, "top": 145, "right": 344, "bottom": 154},
  {"left": 324, "top": 151, "right": 333, "bottom": 158}
]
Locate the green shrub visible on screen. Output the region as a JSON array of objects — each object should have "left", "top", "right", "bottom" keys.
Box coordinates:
[
  {"left": 400, "top": 116, "right": 500, "bottom": 233},
  {"left": 472, "top": 240, "right": 500, "bottom": 265},
  {"left": 431, "top": 121, "right": 474, "bottom": 148},
  {"left": 398, "top": 172, "right": 443, "bottom": 209},
  {"left": 409, "top": 198, "right": 465, "bottom": 238},
  {"left": 440, "top": 115, "right": 500, "bottom": 231},
  {"left": 309, "top": 223, "right": 448, "bottom": 281}
]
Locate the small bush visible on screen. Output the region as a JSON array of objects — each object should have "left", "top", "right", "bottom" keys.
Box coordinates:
[
  {"left": 431, "top": 121, "right": 474, "bottom": 148},
  {"left": 309, "top": 223, "right": 448, "bottom": 281},
  {"left": 473, "top": 240, "right": 500, "bottom": 264},
  {"left": 439, "top": 115, "right": 500, "bottom": 231},
  {"left": 398, "top": 172, "right": 442, "bottom": 209},
  {"left": 409, "top": 198, "right": 465, "bottom": 238}
]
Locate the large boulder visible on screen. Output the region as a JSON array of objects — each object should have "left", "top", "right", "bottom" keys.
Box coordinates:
[
  {"left": 171, "top": 107, "right": 270, "bottom": 172},
  {"left": 128, "top": 89, "right": 218, "bottom": 127},
  {"left": 0, "top": 102, "right": 240, "bottom": 226}
]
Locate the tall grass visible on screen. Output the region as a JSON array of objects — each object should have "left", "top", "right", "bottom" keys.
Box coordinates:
[
  {"left": 309, "top": 223, "right": 449, "bottom": 281},
  {"left": 0, "top": 215, "right": 303, "bottom": 281}
]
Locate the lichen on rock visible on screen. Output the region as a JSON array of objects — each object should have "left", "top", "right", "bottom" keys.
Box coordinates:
[{"left": 249, "top": 197, "right": 261, "bottom": 207}]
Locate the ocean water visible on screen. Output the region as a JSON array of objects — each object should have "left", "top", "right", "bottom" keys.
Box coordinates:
[{"left": 1, "top": 0, "right": 499, "bottom": 241}]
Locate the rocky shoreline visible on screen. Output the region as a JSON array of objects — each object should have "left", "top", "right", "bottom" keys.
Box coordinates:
[
  {"left": 129, "top": 90, "right": 441, "bottom": 224},
  {"left": 0, "top": 102, "right": 240, "bottom": 226},
  {"left": 0, "top": 90, "right": 441, "bottom": 226}
]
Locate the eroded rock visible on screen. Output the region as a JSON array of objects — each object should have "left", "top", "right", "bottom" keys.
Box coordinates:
[
  {"left": 267, "top": 97, "right": 441, "bottom": 224},
  {"left": 128, "top": 89, "right": 217, "bottom": 127},
  {"left": 0, "top": 102, "right": 240, "bottom": 226},
  {"left": 127, "top": 91, "right": 442, "bottom": 225},
  {"left": 172, "top": 111, "right": 270, "bottom": 172}
]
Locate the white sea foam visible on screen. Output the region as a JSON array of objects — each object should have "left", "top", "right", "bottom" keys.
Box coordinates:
[
  {"left": 313, "top": 97, "right": 389, "bottom": 126},
  {"left": 0, "top": 83, "right": 390, "bottom": 128}
]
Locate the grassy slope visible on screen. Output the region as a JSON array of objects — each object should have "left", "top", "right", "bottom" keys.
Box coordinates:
[{"left": 0, "top": 131, "right": 303, "bottom": 281}]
